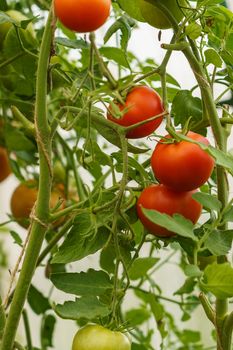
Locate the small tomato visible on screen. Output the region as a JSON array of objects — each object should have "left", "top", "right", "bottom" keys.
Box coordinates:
[{"left": 107, "top": 86, "right": 164, "bottom": 139}]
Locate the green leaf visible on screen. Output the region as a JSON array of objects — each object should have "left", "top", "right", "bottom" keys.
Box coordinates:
[
  {"left": 104, "top": 16, "right": 133, "bottom": 52},
  {"left": 185, "top": 23, "right": 202, "bottom": 39},
  {"left": 201, "top": 262, "right": 233, "bottom": 299},
  {"left": 0, "top": 297, "right": 5, "bottom": 338},
  {"left": 175, "top": 278, "right": 196, "bottom": 295},
  {"left": 184, "top": 265, "right": 202, "bottom": 278},
  {"left": 50, "top": 269, "right": 113, "bottom": 296},
  {"left": 125, "top": 308, "right": 151, "bottom": 327},
  {"left": 171, "top": 90, "right": 203, "bottom": 127},
  {"left": 192, "top": 192, "right": 222, "bottom": 212},
  {"left": 204, "top": 48, "right": 223, "bottom": 67},
  {"left": 117, "top": 0, "right": 145, "bottom": 21},
  {"left": 204, "top": 229, "right": 233, "bottom": 256},
  {"left": 41, "top": 315, "right": 56, "bottom": 348},
  {"left": 55, "top": 296, "right": 111, "bottom": 320},
  {"left": 27, "top": 285, "right": 51, "bottom": 315},
  {"left": 52, "top": 213, "right": 110, "bottom": 264},
  {"left": 129, "top": 257, "right": 159, "bottom": 280},
  {"left": 100, "top": 47, "right": 130, "bottom": 69},
  {"left": 55, "top": 37, "right": 88, "bottom": 49},
  {"left": 5, "top": 124, "right": 36, "bottom": 152},
  {"left": 142, "top": 208, "right": 197, "bottom": 241}
]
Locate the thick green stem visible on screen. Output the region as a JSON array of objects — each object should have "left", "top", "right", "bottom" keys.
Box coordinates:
[{"left": 0, "top": 6, "right": 54, "bottom": 350}]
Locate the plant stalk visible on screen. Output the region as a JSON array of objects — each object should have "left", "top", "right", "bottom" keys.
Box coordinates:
[{"left": 0, "top": 5, "right": 54, "bottom": 350}]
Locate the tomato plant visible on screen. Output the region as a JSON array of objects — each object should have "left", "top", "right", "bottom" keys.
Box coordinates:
[
  {"left": 139, "top": 0, "right": 186, "bottom": 29},
  {"left": 151, "top": 132, "right": 215, "bottom": 191},
  {"left": 137, "top": 184, "right": 202, "bottom": 237},
  {"left": 0, "top": 147, "right": 11, "bottom": 182},
  {"left": 107, "top": 86, "right": 164, "bottom": 138},
  {"left": 54, "top": 0, "right": 111, "bottom": 33},
  {"left": 72, "top": 324, "right": 131, "bottom": 350}
]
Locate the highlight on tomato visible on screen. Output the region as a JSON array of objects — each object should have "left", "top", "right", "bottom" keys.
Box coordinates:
[
  {"left": 72, "top": 324, "right": 131, "bottom": 350},
  {"left": 10, "top": 180, "right": 66, "bottom": 228},
  {"left": 107, "top": 85, "right": 164, "bottom": 139},
  {"left": 139, "top": 0, "right": 186, "bottom": 29},
  {"left": 151, "top": 131, "right": 215, "bottom": 191},
  {"left": 0, "top": 146, "right": 11, "bottom": 182},
  {"left": 137, "top": 184, "right": 202, "bottom": 237},
  {"left": 54, "top": 0, "right": 111, "bottom": 33}
]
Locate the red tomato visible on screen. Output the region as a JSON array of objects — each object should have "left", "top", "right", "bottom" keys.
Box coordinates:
[
  {"left": 151, "top": 131, "right": 215, "bottom": 191},
  {"left": 107, "top": 86, "right": 164, "bottom": 139},
  {"left": 0, "top": 147, "right": 11, "bottom": 182},
  {"left": 54, "top": 0, "right": 111, "bottom": 33},
  {"left": 137, "top": 184, "right": 202, "bottom": 237}
]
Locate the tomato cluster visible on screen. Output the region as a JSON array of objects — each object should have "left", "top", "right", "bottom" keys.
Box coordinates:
[{"left": 137, "top": 132, "right": 215, "bottom": 237}]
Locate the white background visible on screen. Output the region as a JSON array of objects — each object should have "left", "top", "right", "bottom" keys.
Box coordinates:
[{"left": 0, "top": 1, "right": 233, "bottom": 349}]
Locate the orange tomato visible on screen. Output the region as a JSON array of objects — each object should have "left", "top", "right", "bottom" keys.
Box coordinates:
[
  {"left": 0, "top": 146, "right": 11, "bottom": 182},
  {"left": 10, "top": 181, "right": 66, "bottom": 228},
  {"left": 54, "top": 0, "right": 111, "bottom": 33}
]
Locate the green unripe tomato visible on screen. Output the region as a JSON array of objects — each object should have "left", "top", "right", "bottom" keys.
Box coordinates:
[
  {"left": 0, "top": 10, "right": 35, "bottom": 47},
  {"left": 139, "top": 0, "right": 186, "bottom": 29},
  {"left": 72, "top": 324, "right": 131, "bottom": 350}
]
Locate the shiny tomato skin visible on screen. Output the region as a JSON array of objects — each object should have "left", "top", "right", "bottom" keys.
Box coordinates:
[
  {"left": 72, "top": 324, "right": 131, "bottom": 350},
  {"left": 137, "top": 184, "right": 202, "bottom": 237},
  {"left": 107, "top": 86, "right": 164, "bottom": 139},
  {"left": 0, "top": 147, "right": 11, "bottom": 182},
  {"left": 151, "top": 132, "right": 215, "bottom": 191},
  {"left": 54, "top": 0, "right": 111, "bottom": 33}
]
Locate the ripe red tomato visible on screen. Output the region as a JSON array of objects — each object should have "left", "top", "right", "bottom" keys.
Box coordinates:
[
  {"left": 107, "top": 86, "right": 164, "bottom": 139},
  {"left": 54, "top": 0, "right": 111, "bottom": 33},
  {"left": 137, "top": 184, "right": 202, "bottom": 237},
  {"left": 72, "top": 324, "right": 131, "bottom": 350},
  {"left": 0, "top": 147, "right": 11, "bottom": 182},
  {"left": 151, "top": 131, "right": 215, "bottom": 191}
]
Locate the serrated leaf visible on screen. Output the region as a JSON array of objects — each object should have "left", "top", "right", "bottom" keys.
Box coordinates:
[
  {"left": 171, "top": 90, "right": 203, "bottom": 127},
  {"left": 52, "top": 213, "right": 110, "bottom": 264},
  {"left": 142, "top": 208, "right": 197, "bottom": 240},
  {"left": 204, "top": 229, "right": 233, "bottom": 256},
  {"left": 104, "top": 16, "right": 132, "bottom": 52},
  {"left": 55, "top": 296, "right": 111, "bottom": 320},
  {"left": 192, "top": 192, "right": 222, "bottom": 212},
  {"left": 50, "top": 269, "right": 113, "bottom": 296},
  {"left": 201, "top": 262, "right": 233, "bottom": 299},
  {"left": 129, "top": 257, "right": 159, "bottom": 280}
]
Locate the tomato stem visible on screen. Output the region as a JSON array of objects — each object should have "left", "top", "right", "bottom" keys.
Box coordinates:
[{"left": 0, "top": 5, "right": 54, "bottom": 349}]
